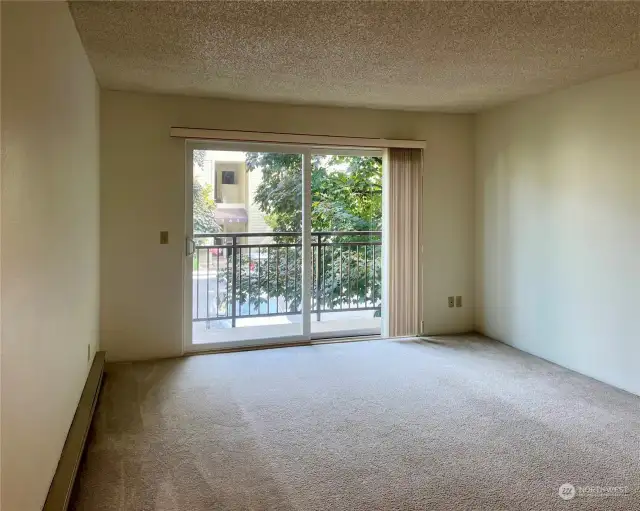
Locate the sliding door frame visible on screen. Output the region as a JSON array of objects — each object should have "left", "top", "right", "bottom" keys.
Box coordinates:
[{"left": 183, "top": 139, "right": 384, "bottom": 353}]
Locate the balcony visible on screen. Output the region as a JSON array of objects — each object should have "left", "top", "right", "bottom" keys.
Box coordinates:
[{"left": 192, "top": 231, "right": 382, "bottom": 343}]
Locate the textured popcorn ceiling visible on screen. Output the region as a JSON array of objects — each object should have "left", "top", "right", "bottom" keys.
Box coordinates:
[{"left": 69, "top": 1, "right": 640, "bottom": 112}]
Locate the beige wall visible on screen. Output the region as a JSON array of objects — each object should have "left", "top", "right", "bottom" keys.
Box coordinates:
[
  {"left": 101, "top": 90, "right": 475, "bottom": 361},
  {"left": 0, "top": 1, "right": 3, "bottom": 501},
  {"left": 1, "top": 3, "right": 100, "bottom": 510},
  {"left": 476, "top": 70, "right": 640, "bottom": 395}
]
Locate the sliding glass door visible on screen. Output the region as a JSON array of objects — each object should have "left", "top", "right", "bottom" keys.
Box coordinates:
[
  {"left": 310, "top": 150, "right": 383, "bottom": 338},
  {"left": 184, "top": 142, "right": 381, "bottom": 351}
]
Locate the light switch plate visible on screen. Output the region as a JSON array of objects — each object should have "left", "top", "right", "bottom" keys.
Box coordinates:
[
  {"left": 160, "top": 231, "right": 169, "bottom": 244},
  {"left": 448, "top": 296, "right": 455, "bottom": 308},
  {"left": 456, "top": 296, "right": 462, "bottom": 307}
]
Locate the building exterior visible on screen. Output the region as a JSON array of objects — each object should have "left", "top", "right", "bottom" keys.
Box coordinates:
[{"left": 195, "top": 151, "right": 272, "bottom": 240}]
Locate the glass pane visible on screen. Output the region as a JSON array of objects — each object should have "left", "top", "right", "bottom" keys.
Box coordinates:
[
  {"left": 310, "top": 153, "right": 383, "bottom": 337},
  {"left": 191, "top": 149, "right": 303, "bottom": 345}
]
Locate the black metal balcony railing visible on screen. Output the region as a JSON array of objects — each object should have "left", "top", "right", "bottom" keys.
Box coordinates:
[{"left": 192, "top": 231, "right": 382, "bottom": 326}]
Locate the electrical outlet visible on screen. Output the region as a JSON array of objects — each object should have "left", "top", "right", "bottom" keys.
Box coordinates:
[
  {"left": 456, "top": 296, "right": 462, "bottom": 308},
  {"left": 448, "top": 296, "right": 455, "bottom": 308}
]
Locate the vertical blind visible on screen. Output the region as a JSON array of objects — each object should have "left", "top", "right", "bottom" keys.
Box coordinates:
[{"left": 386, "top": 148, "right": 424, "bottom": 337}]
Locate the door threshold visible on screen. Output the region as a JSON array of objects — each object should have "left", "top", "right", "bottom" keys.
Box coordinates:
[
  {"left": 312, "top": 333, "right": 381, "bottom": 344},
  {"left": 186, "top": 334, "right": 380, "bottom": 357},
  {"left": 186, "top": 339, "right": 311, "bottom": 356}
]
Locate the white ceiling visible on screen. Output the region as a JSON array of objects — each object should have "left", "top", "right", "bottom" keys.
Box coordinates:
[{"left": 69, "top": 1, "right": 640, "bottom": 112}]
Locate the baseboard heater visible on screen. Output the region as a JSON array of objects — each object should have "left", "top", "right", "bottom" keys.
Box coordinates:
[{"left": 43, "top": 351, "right": 106, "bottom": 511}]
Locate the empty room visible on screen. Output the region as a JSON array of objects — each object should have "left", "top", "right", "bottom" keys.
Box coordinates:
[{"left": 1, "top": 1, "right": 639, "bottom": 510}]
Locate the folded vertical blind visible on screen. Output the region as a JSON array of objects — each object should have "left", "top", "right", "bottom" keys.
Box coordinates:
[{"left": 387, "top": 148, "right": 424, "bottom": 337}]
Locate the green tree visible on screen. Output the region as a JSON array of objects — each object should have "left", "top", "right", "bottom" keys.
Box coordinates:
[
  {"left": 246, "top": 153, "right": 382, "bottom": 233},
  {"left": 193, "top": 181, "right": 218, "bottom": 236},
  {"left": 193, "top": 149, "right": 206, "bottom": 169},
  {"left": 233, "top": 153, "right": 382, "bottom": 315},
  {"left": 192, "top": 149, "right": 219, "bottom": 238}
]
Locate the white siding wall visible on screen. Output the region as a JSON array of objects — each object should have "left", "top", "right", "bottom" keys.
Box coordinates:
[{"left": 247, "top": 168, "right": 272, "bottom": 240}]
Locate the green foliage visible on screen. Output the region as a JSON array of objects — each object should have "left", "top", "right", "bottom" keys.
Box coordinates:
[
  {"left": 312, "top": 155, "right": 382, "bottom": 233},
  {"left": 192, "top": 149, "right": 220, "bottom": 239},
  {"left": 237, "top": 247, "right": 304, "bottom": 314},
  {"left": 245, "top": 152, "right": 304, "bottom": 233},
  {"left": 235, "top": 153, "right": 382, "bottom": 314},
  {"left": 232, "top": 244, "right": 381, "bottom": 315},
  {"left": 245, "top": 153, "right": 382, "bottom": 233},
  {"left": 193, "top": 149, "right": 206, "bottom": 169}
]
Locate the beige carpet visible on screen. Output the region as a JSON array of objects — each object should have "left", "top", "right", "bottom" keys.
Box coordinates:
[{"left": 73, "top": 336, "right": 640, "bottom": 510}]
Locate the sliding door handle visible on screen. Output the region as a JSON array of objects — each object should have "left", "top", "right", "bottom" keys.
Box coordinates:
[{"left": 185, "top": 236, "right": 195, "bottom": 256}]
